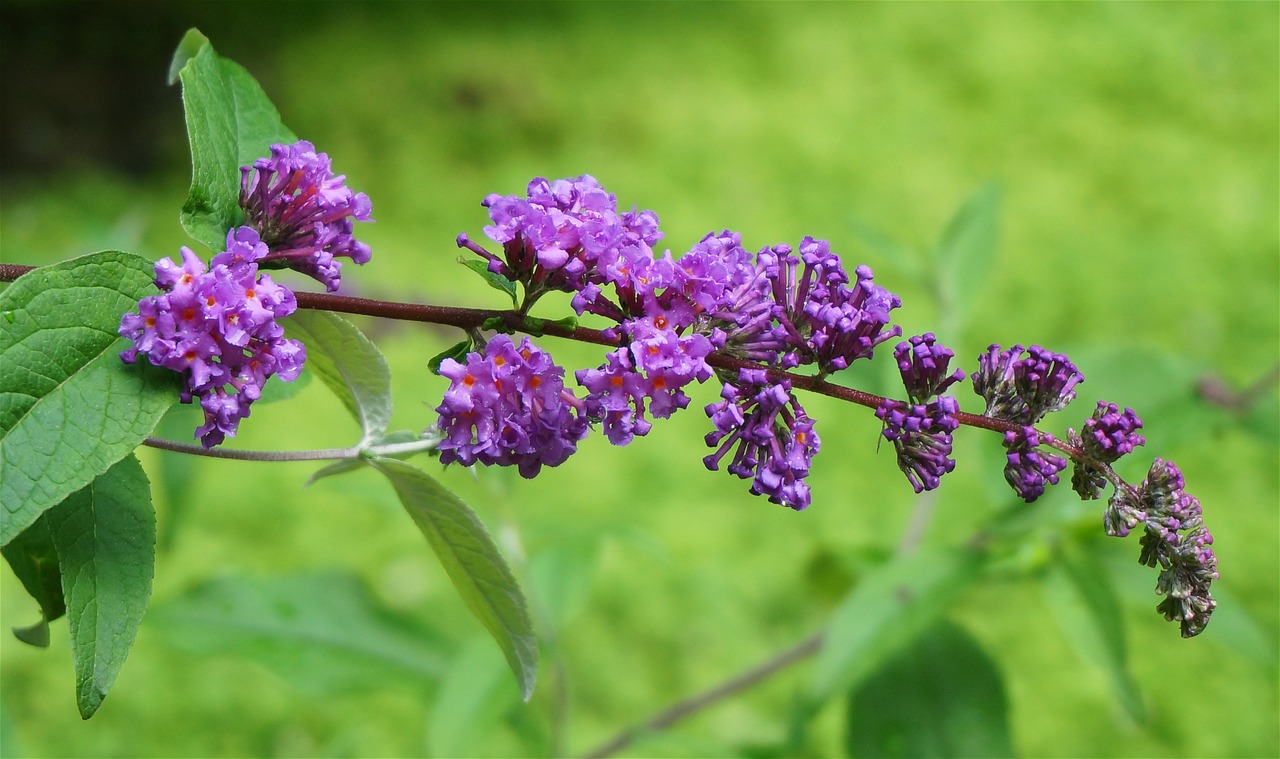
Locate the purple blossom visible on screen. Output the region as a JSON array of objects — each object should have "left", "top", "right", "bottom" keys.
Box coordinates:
[
  {"left": 239, "top": 140, "right": 373, "bottom": 292},
  {"left": 576, "top": 316, "right": 715, "bottom": 445},
  {"left": 1001, "top": 426, "right": 1068, "bottom": 503},
  {"left": 1069, "top": 402, "right": 1146, "bottom": 500},
  {"left": 119, "top": 227, "right": 305, "bottom": 447},
  {"left": 877, "top": 396, "right": 960, "bottom": 493},
  {"left": 761, "top": 238, "right": 902, "bottom": 372},
  {"left": 1131, "top": 459, "right": 1217, "bottom": 637},
  {"left": 703, "top": 368, "right": 820, "bottom": 510},
  {"left": 436, "top": 335, "right": 589, "bottom": 478},
  {"left": 972, "top": 344, "right": 1084, "bottom": 424},
  {"left": 459, "top": 175, "right": 663, "bottom": 313},
  {"left": 895, "top": 333, "right": 965, "bottom": 404}
]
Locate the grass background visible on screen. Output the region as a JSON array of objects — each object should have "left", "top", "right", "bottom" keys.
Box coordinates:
[{"left": 1, "top": 2, "right": 1277, "bottom": 757}]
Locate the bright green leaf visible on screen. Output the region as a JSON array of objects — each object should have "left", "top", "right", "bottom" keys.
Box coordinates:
[
  {"left": 459, "top": 258, "right": 519, "bottom": 307},
  {"left": 148, "top": 570, "right": 449, "bottom": 695},
  {"left": 174, "top": 29, "right": 296, "bottom": 250},
  {"left": 370, "top": 458, "right": 538, "bottom": 700},
  {"left": 46, "top": 454, "right": 155, "bottom": 719},
  {"left": 808, "top": 545, "right": 986, "bottom": 708},
  {"left": 1, "top": 510, "right": 64, "bottom": 647},
  {"left": 844, "top": 621, "right": 1015, "bottom": 758},
  {"left": 0, "top": 251, "right": 180, "bottom": 546},
  {"left": 283, "top": 310, "right": 392, "bottom": 443},
  {"left": 1042, "top": 540, "right": 1146, "bottom": 723},
  {"left": 932, "top": 182, "right": 1000, "bottom": 338}
]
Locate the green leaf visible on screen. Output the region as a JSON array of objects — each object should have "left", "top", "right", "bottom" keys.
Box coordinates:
[
  {"left": 174, "top": 29, "right": 296, "bottom": 250},
  {"left": 46, "top": 454, "right": 155, "bottom": 719},
  {"left": 844, "top": 621, "right": 1014, "bottom": 758},
  {"left": 1, "top": 509, "right": 64, "bottom": 647},
  {"left": 148, "top": 570, "right": 449, "bottom": 695},
  {"left": 0, "top": 251, "right": 180, "bottom": 546},
  {"left": 370, "top": 458, "right": 538, "bottom": 701},
  {"left": 282, "top": 310, "right": 392, "bottom": 444},
  {"left": 429, "top": 338, "right": 474, "bottom": 375},
  {"left": 428, "top": 637, "right": 521, "bottom": 758},
  {"left": 1042, "top": 540, "right": 1146, "bottom": 722},
  {"left": 931, "top": 182, "right": 1000, "bottom": 338},
  {"left": 459, "top": 258, "right": 519, "bottom": 307},
  {"left": 808, "top": 544, "right": 986, "bottom": 708}
]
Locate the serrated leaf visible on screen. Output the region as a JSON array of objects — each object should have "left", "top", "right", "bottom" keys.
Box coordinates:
[
  {"left": 844, "top": 621, "right": 1014, "bottom": 758},
  {"left": 429, "top": 339, "right": 474, "bottom": 375},
  {"left": 808, "top": 545, "right": 986, "bottom": 708},
  {"left": 932, "top": 182, "right": 1000, "bottom": 338},
  {"left": 45, "top": 454, "right": 155, "bottom": 719},
  {"left": 1042, "top": 540, "right": 1146, "bottom": 723},
  {"left": 283, "top": 310, "right": 391, "bottom": 444},
  {"left": 148, "top": 570, "right": 448, "bottom": 695},
  {"left": 2, "top": 510, "right": 64, "bottom": 646},
  {"left": 174, "top": 30, "right": 296, "bottom": 250},
  {"left": 459, "top": 258, "right": 519, "bottom": 307},
  {"left": 370, "top": 458, "right": 537, "bottom": 700},
  {"left": 0, "top": 251, "right": 181, "bottom": 546}
]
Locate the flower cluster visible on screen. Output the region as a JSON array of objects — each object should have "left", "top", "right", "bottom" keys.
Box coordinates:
[
  {"left": 121, "top": 141, "right": 372, "bottom": 446},
  {"left": 444, "top": 175, "right": 898, "bottom": 510},
  {"left": 1069, "top": 401, "right": 1146, "bottom": 500},
  {"left": 704, "top": 369, "right": 820, "bottom": 510},
  {"left": 119, "top": 227, "right": 304, "bottom": 447},
  {"left": 876, "top": 334, "right": 965, "bottom": 493},
  {"left": 1110, "top": 459, "right": 1217, "bottom": 637},
  {"left": 239, "top": 140, "right": 373, "bottom": 292},
  {"left": 436, "top": 335, "right": 589, "bottom": 478}
]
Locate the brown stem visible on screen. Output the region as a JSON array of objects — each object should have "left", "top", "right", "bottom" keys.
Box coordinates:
[{"left": 579, "top": 631, "right": 825, "bottom": 759}]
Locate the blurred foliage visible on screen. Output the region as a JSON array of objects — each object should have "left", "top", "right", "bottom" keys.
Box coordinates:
[{"left": 2, "top": 2, "right": 1277, "bottom": 757}]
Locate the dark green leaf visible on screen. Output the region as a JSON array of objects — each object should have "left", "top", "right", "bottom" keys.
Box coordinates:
[
  {"left": 46, "top": 454, "right": 155, "bottom": 719},
  {"left": 429, "top": 339, "right": 474, "bottom": 375},
  {"left": 932, "top": 182, "right": 1000, "bottom": 338},
  {"left": 149, "top": 570, "right": 449, "bottom": 695},
  {"left": 808, "top": 545, "right": 986, "bottom": 707},
  {"left": 2, "top": 510, "right": 64, "bottom": 646},
  {"left": 1042, "top": 540, "right": 1146, "bottom": 722},
  {"left": 0, "top": 251, "right": 180, "bottom": 546},
  {"left": 459, "top": 258, "right": 518, "bottom": 307},
  {"left": 283, "top": 310, "right": 392, "bottom": 443},
  {"left": 370, "top": 458, "right": 537, "bottom": 701},
  {"left": 174, "top": 31, "right": 296, "bottom": 250},
  {"left": 844, "top": 621, "right": 1014, "bottom": 758}
]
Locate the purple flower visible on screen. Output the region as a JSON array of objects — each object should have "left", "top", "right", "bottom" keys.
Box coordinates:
[
  {"left": 1001, "top": 426, "right": 1068, "bottom": 503},
  {"left": 436, "top": 335, "right": 589, "bottom": 478},
  {"left": 876, "top": 396, "right": 960, "bottom": 493},
  {"left": 1131, "top": 459, "right": 1217, "bottom": 637},
  {"left": 1069, "top": 402, "right": 1146, "bottom": 500},
  {"left": 459, "top": 175, "right": 663, "bottom": 313},
  {"left": 758, "top": 238, "right": 902, "bottom": 372},
  {"left": 703, "top": 368, "right": 820, "bottom": 510},
  {"left": 239, "top": 140, "right": 373, "bottom": 292},
  {"left": 895, "top": 333, "right": 965, "bottom": 404},
  {"left": 576, "top": 315, "right": 715, "bottom": 445},
  {"left": 119, "top": 227, "right": 305, "bottom": 447},
  {"left": 972, "top": 344, "right": 1084, "bottom": 424}
]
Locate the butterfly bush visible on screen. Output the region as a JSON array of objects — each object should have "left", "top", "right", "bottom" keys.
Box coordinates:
[
  {"left": 439, "top": 173, "right": 1219, "bottom": 635},
  {"left": 120, "top": 140, "right": 372, "bottom": 446}
]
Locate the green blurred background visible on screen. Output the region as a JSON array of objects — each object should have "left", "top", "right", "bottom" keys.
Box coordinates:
[{"left": 1, "top": 2, "right": 1276, "bottom": 757}]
